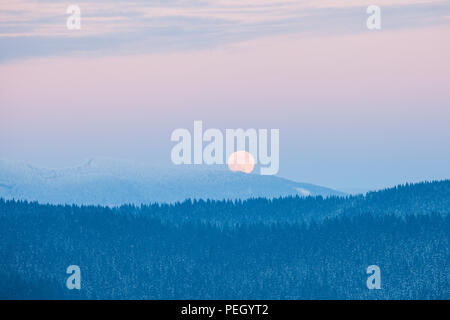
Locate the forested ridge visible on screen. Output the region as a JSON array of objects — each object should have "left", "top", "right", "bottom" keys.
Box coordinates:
[{"left": 0, "top": 180, "right": 449, "bottom": 299}]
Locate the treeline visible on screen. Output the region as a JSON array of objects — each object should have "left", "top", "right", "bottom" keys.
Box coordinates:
[{"left": 0, "top": 180, "right": 449, "bottom": 299}]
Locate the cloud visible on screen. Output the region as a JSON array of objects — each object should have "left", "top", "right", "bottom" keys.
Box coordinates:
[{"left": 1, "top": 0, "right": 449, "bottom": 62}]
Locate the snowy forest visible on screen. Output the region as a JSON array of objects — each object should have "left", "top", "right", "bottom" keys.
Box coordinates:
[{"left": 0, "top": 180, "right": 449, "bottom": 299}]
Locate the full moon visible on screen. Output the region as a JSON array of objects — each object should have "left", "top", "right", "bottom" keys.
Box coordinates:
[{"left": 227, "top": 151, "right": 255, "bottom": 174}]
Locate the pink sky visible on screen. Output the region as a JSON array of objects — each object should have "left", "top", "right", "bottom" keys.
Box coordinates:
[{"left": 1, "top": 2, "right": 450, "bottom": 190}]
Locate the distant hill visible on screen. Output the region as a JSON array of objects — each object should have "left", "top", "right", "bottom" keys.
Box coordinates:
[
  {"left": 1, "top": 178, "right": 448, "bottom": 224},
  {"left": 0, "top": 158, "right": 344, "bottom": 205},
  {"left": 101, "top": 179, "right": 447, "bottom": 224},
  {"left": 121, "top": 179, "right": 450, "bottom": 224}
]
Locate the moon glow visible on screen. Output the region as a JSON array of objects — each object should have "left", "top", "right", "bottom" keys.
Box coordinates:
[{"left": 227, "top": 151, "right": 255, "bottom": 174}]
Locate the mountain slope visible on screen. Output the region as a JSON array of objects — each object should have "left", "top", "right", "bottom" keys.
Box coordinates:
[{"left": 0, "top": 158, "right": 345, "bottom": 205}]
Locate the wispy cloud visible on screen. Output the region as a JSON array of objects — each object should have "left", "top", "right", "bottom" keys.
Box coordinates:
[{"left": 1, "top": 0, "right": 449, "bottom": 61}]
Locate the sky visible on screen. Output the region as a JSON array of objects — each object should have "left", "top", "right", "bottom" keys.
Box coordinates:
[{"left": 1, "top": 0, "right": 450, "bottom": 192}]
